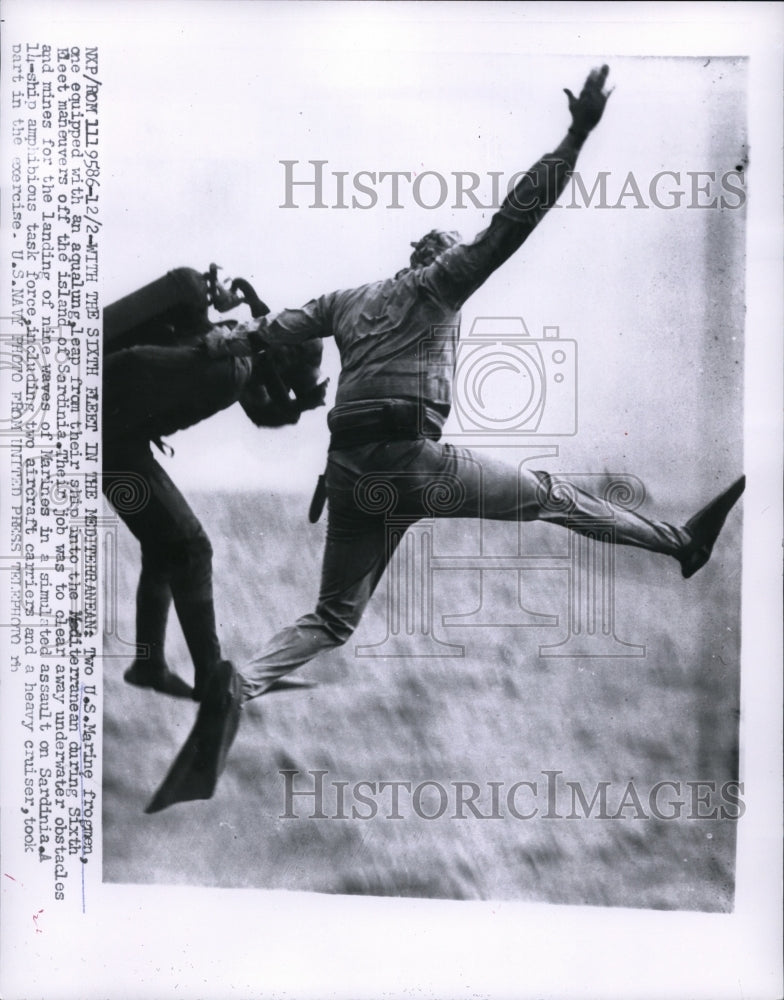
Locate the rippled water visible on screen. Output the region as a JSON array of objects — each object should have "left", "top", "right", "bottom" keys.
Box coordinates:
[{"left": 103, "top": 491, "right": 741, "bottom": 911}]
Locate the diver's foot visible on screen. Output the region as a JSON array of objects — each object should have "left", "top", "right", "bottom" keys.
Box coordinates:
[
  {"left": 145, "top": 660, "right": 243, "bottom": 814},
  {"left": 678, "top": 476, "right": 746, "bottom": 579},
  {"left": 124, "top": 659, "right": 194, "bottom": 700},
  {"left": 192, "top": 661, "right": 243, "bottom": 775}
]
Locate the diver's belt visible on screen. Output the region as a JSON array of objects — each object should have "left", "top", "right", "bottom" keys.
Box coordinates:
[{"left": 327, "top": 399, "right": 443, "bottom": 451}]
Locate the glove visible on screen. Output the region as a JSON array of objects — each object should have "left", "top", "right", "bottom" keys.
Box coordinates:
[
  {"left": 564, "top": 65, "right": 612, "bottom": 138},
  {"left": 295, "top": 378, "right": 330, "bottom": 412}
]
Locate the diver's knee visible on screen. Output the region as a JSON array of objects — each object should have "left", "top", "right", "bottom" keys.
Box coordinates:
[{"left": 148, "top": 525, "right": 213, "bottom": 576}]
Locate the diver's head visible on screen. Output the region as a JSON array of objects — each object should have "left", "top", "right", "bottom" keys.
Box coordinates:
[{"left": 409, "top": 229, "right": 462, "bottom": 268}]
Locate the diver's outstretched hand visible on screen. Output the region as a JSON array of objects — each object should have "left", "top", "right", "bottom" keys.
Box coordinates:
[{"left": 564, "top": 65, "right": 612, "bottom": 134}]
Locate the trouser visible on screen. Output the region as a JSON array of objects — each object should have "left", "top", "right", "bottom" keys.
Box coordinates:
[
  {"left": 241, "top": 439, "right": 686, "bottom": 700},
  {"left": 103, "top": 438, "right": 222, "bottom": 690}
]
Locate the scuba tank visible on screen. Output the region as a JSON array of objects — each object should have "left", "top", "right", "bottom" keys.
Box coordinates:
[{"left": 103, "top": 263, "right": 269, "bottom": 354}]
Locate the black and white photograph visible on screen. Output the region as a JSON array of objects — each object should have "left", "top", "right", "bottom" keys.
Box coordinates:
[{"left": 1, "top": 2, "right": 782, "bottom": 998}]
